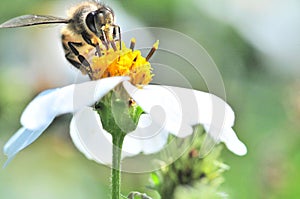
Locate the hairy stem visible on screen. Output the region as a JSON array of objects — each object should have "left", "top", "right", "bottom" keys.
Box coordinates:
[{"left": 111, "top": 133, "right": 125, "bottom": 199}]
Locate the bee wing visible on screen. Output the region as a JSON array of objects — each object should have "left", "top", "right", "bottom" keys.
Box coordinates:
[{"left": 0, "top": 15, "right": 69, "bottom": 28}]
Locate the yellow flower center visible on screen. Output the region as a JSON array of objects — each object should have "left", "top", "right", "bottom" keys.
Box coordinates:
[{"left": 90, "top": 39, "right": 159, "bottom": 86}]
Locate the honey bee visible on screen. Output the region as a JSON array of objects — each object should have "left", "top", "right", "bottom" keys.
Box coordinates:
[{"left": 0, "top": 1, "right": 121, "bottom": 79}]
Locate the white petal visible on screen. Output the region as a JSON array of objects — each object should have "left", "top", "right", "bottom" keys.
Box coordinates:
[
  {"left": 69, "top": 113, "right": 98, "bottom": 161},
  {"left": 69, "top": 107, "right": 171, "bottom": 165},
  {"left": 202, "top": 124, "right": 247, "bottom": 156},
  {"left": 70, "top": 107, "right": 114, "bottom": 165},
  {"left": 3, "top": 126, "right": 47, "bottom": 167},
  {"left": 3, "top": 76, "right": 128, "bottom": 165},
  {"left": 124, "top": 114, "right": 170, "bottom": 154},
  {"left": 20, "top": 89, "right": 59, "bottom": 130},
  {"left": 55, "top": 76, "right": 129, "bottom": 114},
  {"left": 219, "top": 128, "right": 247, "bottom": 156},
  {"left": 123, "top": 81, "right": 246, "bottom": 155},
  {"left": 123, "top": 81, "right": 234, "bottom": 133},
  {"left": 21, "top": 76, "right": 128, "bottom": 130}
]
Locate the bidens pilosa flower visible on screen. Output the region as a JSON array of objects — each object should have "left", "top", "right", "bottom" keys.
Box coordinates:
[{"left": 3, "top": 38, "right": 247, "bottom": 166}]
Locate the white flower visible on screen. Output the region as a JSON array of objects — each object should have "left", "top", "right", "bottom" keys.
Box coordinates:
[{"left": 3, "top": 76, "right": 247, "bottom": 167}]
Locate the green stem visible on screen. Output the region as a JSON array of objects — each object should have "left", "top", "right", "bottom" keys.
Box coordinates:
[
  {"left": 95, "top": 88, "right": 143, "bottom": 199},
  {"left": 111, "top": 133, "right": 126, "bottom": 199}
]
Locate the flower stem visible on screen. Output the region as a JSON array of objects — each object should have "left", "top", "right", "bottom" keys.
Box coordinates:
[
  {"left": 95, "top": 88, "right": 144, "bottom": 199},
  {"left": 111, "top": 133, "right": 126, "bottom": 199}
]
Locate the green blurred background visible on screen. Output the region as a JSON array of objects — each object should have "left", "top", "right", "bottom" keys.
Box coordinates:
[{"left": 0, "top": 0, "right": 300, "bottom": 198}]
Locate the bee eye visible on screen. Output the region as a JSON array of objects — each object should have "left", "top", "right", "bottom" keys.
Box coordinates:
[{"left": 86, "top": 12, "right": 97, "bottom": 33}]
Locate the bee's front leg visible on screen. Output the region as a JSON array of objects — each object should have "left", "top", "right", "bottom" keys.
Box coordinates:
[
  {"left": 81, "top": 31, "right": 102, "bottom": 57},
  {"left": 112, "top": 24, "right": 121, "bottom": 50}
]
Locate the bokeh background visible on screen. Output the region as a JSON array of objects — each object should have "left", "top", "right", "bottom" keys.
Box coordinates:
[{"left": 0, "top": 0, "right": 300, "bottom": 198}]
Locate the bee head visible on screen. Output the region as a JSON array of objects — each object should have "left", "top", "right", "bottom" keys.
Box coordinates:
[{"left": 86, "top": 6, "right": 114, "bottom": 36}]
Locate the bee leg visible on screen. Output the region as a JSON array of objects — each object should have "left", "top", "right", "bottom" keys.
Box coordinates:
[
  {"left": 100, "top": 29, "right": 109, "bottom": 50},
  {"left": 81, "top": 31, "right": 101, "bottom": 57},
  {"left": 65, "top": 52, "right": 93, "bottom": 80},
  {"left": 90, "top": 28, "right": 108, "bottom": 50},
  {"left": 110, "top": 40, "right": 117, "bottom": 51},
  {"left": 112, "top": 25, "right": 121, "bottom": 50},
  {"left": 65, "top": 53, "right": 82, "bottom": 70},
  {"left": 81, "top": 31, "right": 95, "bottom": 46},
  {"left": 67, "top": 42, "right": 94, "bottom": 80},
  {"left": 63, "top": 42, "right": 83, "bottom": 70}
]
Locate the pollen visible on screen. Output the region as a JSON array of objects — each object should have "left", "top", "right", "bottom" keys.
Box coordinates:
[{"left": 90, "top": 39, "right": 158, "bottom": 86}]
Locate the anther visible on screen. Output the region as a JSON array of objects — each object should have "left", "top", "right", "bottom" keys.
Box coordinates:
[
  {"left": 128, "top": 98, "right": 136, "bottom": 106},
  {"left": 146, "top": 40, "right": 159, "bottom": 61},
  {"left": 130, "top": 38, "right": 136, "bottom": 51}
]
